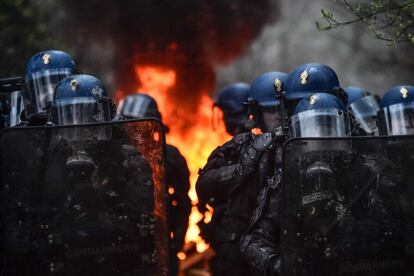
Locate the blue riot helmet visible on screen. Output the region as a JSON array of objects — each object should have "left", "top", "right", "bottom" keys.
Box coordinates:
[
  {"left": 290, "top": 93, "right": 350, "bottom": 137},
  {"left": 49, "top": 74, "right": 114, "bottom": 126},
  {"left": 213, "top": 82, "right": 250, "bottom": 135},
  {"left": 345, "top": 87, "right": 380, "bottom": 136},
  {"left": 379, "top": 85, "right": 414, "bottom": 135},
  {"left": 23, "top": 50, "right": 78, "bottom": 119},
  {"left": 117, "top": 93, "right": 162, "bottom": 120},
  {"left": 284, "top": 63, "right": 347, "bottom": 117},
  {"left": 249, "top": 72, "right": 288, "bottom": 132}
]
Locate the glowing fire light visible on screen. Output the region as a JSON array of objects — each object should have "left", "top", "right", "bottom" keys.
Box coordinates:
[
  {"left": 177, "top": 252, "right": 186, "bottom": 261},
  {"left": 131, "top": 65, "right": 231, "bottom": 253}
]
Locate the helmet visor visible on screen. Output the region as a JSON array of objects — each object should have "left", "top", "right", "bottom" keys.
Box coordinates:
[
  {"left": 259, "top": 102, "right": 282, "bottom": 132},
  {"left": 51, "top": 97, "right": 111, "bottom": 126},
  {"left": 349, "top": 95, "right": 379, "bottom": 135},
  {"left": 380, "top": 102, "right": 414, "bottom": 135},
  {"left": 223, "top": 112, "right": 249, "bottom": 135},
  {"left": 118, "top": 95, "right": 159, "bottom": 119},
  {"left": 290, "top": 108, "right": 350, "bottom": 138},
  {"left": 8, "top": 90, "right": 24, "bottom": 127},
  {"left": 24, "top": 68, "right": 73, "bottom": 117}
]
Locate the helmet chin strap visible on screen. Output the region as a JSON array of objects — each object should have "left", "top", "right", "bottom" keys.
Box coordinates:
[{"left": 277, "top": 90, "right": 290, "bottom": 136}]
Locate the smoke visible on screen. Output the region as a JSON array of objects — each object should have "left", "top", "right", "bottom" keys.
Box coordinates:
[
  {"left": 59, "top": 0, "right": 276, "bottom": 131},
  {"left": 215, "top": 0, "right": 414, "bottom": 95}
]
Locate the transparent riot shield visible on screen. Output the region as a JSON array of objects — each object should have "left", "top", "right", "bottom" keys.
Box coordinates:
[
  {"left": 0, "top": 119, "right": 168, "bottom": 275},
  {"left": 282, "top": 136, "right": 414, "bottom": 276}
]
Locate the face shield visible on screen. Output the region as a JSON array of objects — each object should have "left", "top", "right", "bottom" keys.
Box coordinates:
[
  {"left": 8, "top": 90, "right": 24, "bottom": 127},
  {"left": 117, "top": 96, "right": 160, "bottom": 119},
  {"left": 259, "top": 101, "right": 282, "bottom": 132},
  {"left": 222, "top": 112, "right": 249, "bottom": 135},
  {"left": 50, "top": 97, "right": 112, "bottom": 126},
  {"left": 349, "top": 95, "right": 379, "bottom": 135},
  {"left": 23, "top": 68, "right": 74, "bottom": 118},
  {"left": 212, "top": 102, "right": 250, "bottom": 135},
  {"left": 380, "top": 102, "right": 414, "bottom": 135},
  {"left": 290, "top": 108, "right": 350, "bottom": 138}
]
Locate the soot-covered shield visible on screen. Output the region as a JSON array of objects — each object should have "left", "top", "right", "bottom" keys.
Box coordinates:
[
  {"left": 0, "top": 119, "right": 168, "bottom": 275},
  {"left": 281, "top": 136, "right": 414, "bottom": 275}
]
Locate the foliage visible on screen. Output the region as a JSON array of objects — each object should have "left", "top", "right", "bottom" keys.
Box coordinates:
[
  {"left": 317, "top": 0, "right": 414, "bottom": 44},
  {"left": 0, "top": 0, "right": 60, "bottom": 76}
]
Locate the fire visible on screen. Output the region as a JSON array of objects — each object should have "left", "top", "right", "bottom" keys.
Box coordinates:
[
  {"left": 134, "top": 66, "right": 176, "bottom": 120},
  {"left": 130, "top": 65, "right": 231, "bottom": 253}
]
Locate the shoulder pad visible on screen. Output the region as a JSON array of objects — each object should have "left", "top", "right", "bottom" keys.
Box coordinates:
[
  {"left": 201, "top": 134, "right": 251, "bottom": 173},
  {"left": 216, "top": 133, "right": 252, "bottom": 154},
  {"left": 206, "top": 145, "right": 224, "bottom": 161},
  {"left": 166, "top": 143, "right": 184, "bottom": 158},
  {"left": 251, "top": 132, "right": 274, "bottom": 152},
  {"left": 232, "top": 132, "right": 253, "bottom": 145}
]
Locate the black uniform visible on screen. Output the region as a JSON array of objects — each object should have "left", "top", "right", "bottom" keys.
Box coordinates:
[
  {"left": 1, "top": 124, "right": 160, "bottom": 275},
  {"left": 241, "top": 138, "right": 414, "bottom": 276},
  {"left": 165, "top": 144, "right": 191, "bottom": 276},
  {"left": 15, "top": 110, "right": 48, "bottom": 127},
  {"left": 196, "top": 133, "right": 252, "bottom": 274},
  {"left": 210, "top": 132, "right": 284, "bottom": 276},
  {"left": 240, "top": 171, "right": 283, "bottom": 276}
]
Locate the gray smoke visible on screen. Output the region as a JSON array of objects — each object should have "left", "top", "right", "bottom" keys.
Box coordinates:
[{"left": 216, "top": 0, "right": 414, "bottom": 96}]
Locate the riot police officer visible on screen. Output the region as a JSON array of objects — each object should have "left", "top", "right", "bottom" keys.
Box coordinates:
[
  {"left": 345, "top": 86, "right": 380, "bottom": 136},
  {"left": 212, "top": 82, "right": 252, "bottom": 135},
  {"left": 21, "top": 50, "right": 78, "bottom": 126},
  {"left": 379, "top": 85, "right": 414, "bottom": 136},
  {"left": 378, "top": 86, "right": 414, "bottom": 254},
  {"left": 195, "top": 82, "right": 251, "bottom": 275},
  {"left": 289, "top": 92, "right": 350, "bottom": 137},
  {"left": 42, "top": 75, "right": 162, "bottom": 274},
  {"left": 248, "top": 72, "right": 288, "bottom": 132},
  {"left": 239, "top": 63, "right": 348, "bottom": 275},
  {"left": 4, "top": 74, "right": 157, "bottom": 274},
  {"left": 118, "top": 92, "right": 191, "bottom": 276},
  {"left": 47, "top": 74, "right": 117, "bottom": 205},
  {"left": 196, "top": 82, "right": 251, "bottom": 213},
  {"left": 116, "top": 93, "right": 161, "bottom": 120},
  {"left": 201, "top": 73, "right": 288, "bottom": 276},
  {"left": 49, "top": 74, "right": 114, "bottom": 125},
  {"left": 330, "top": 85, "right": 414, "bottom": 275}
]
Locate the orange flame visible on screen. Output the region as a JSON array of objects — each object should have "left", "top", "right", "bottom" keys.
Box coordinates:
[{"left": 128, "top": 65, "right": 230, "bottom": 253}]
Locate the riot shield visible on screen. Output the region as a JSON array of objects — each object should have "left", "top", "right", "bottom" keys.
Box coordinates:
[
  {"left": 0, "top": 119, "right": 168, "bottom": 275},
  {"left": 282, "top": 136, "right": 414, "bottom": 276}
]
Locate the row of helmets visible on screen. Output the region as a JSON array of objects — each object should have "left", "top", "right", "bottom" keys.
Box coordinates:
[
  {"left": 12, "top": 49, "right": 160, "bottom": 128},
  {"left": 15, "top": 49, "right": 414, "bottom": 138},
  {"left": 213, "top": 63, "right": 414, "bottom": 137}
]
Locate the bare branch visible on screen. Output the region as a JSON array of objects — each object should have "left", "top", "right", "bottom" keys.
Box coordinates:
[{"left": 317, "top": 0, "right": 414, "bottom": 44}]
